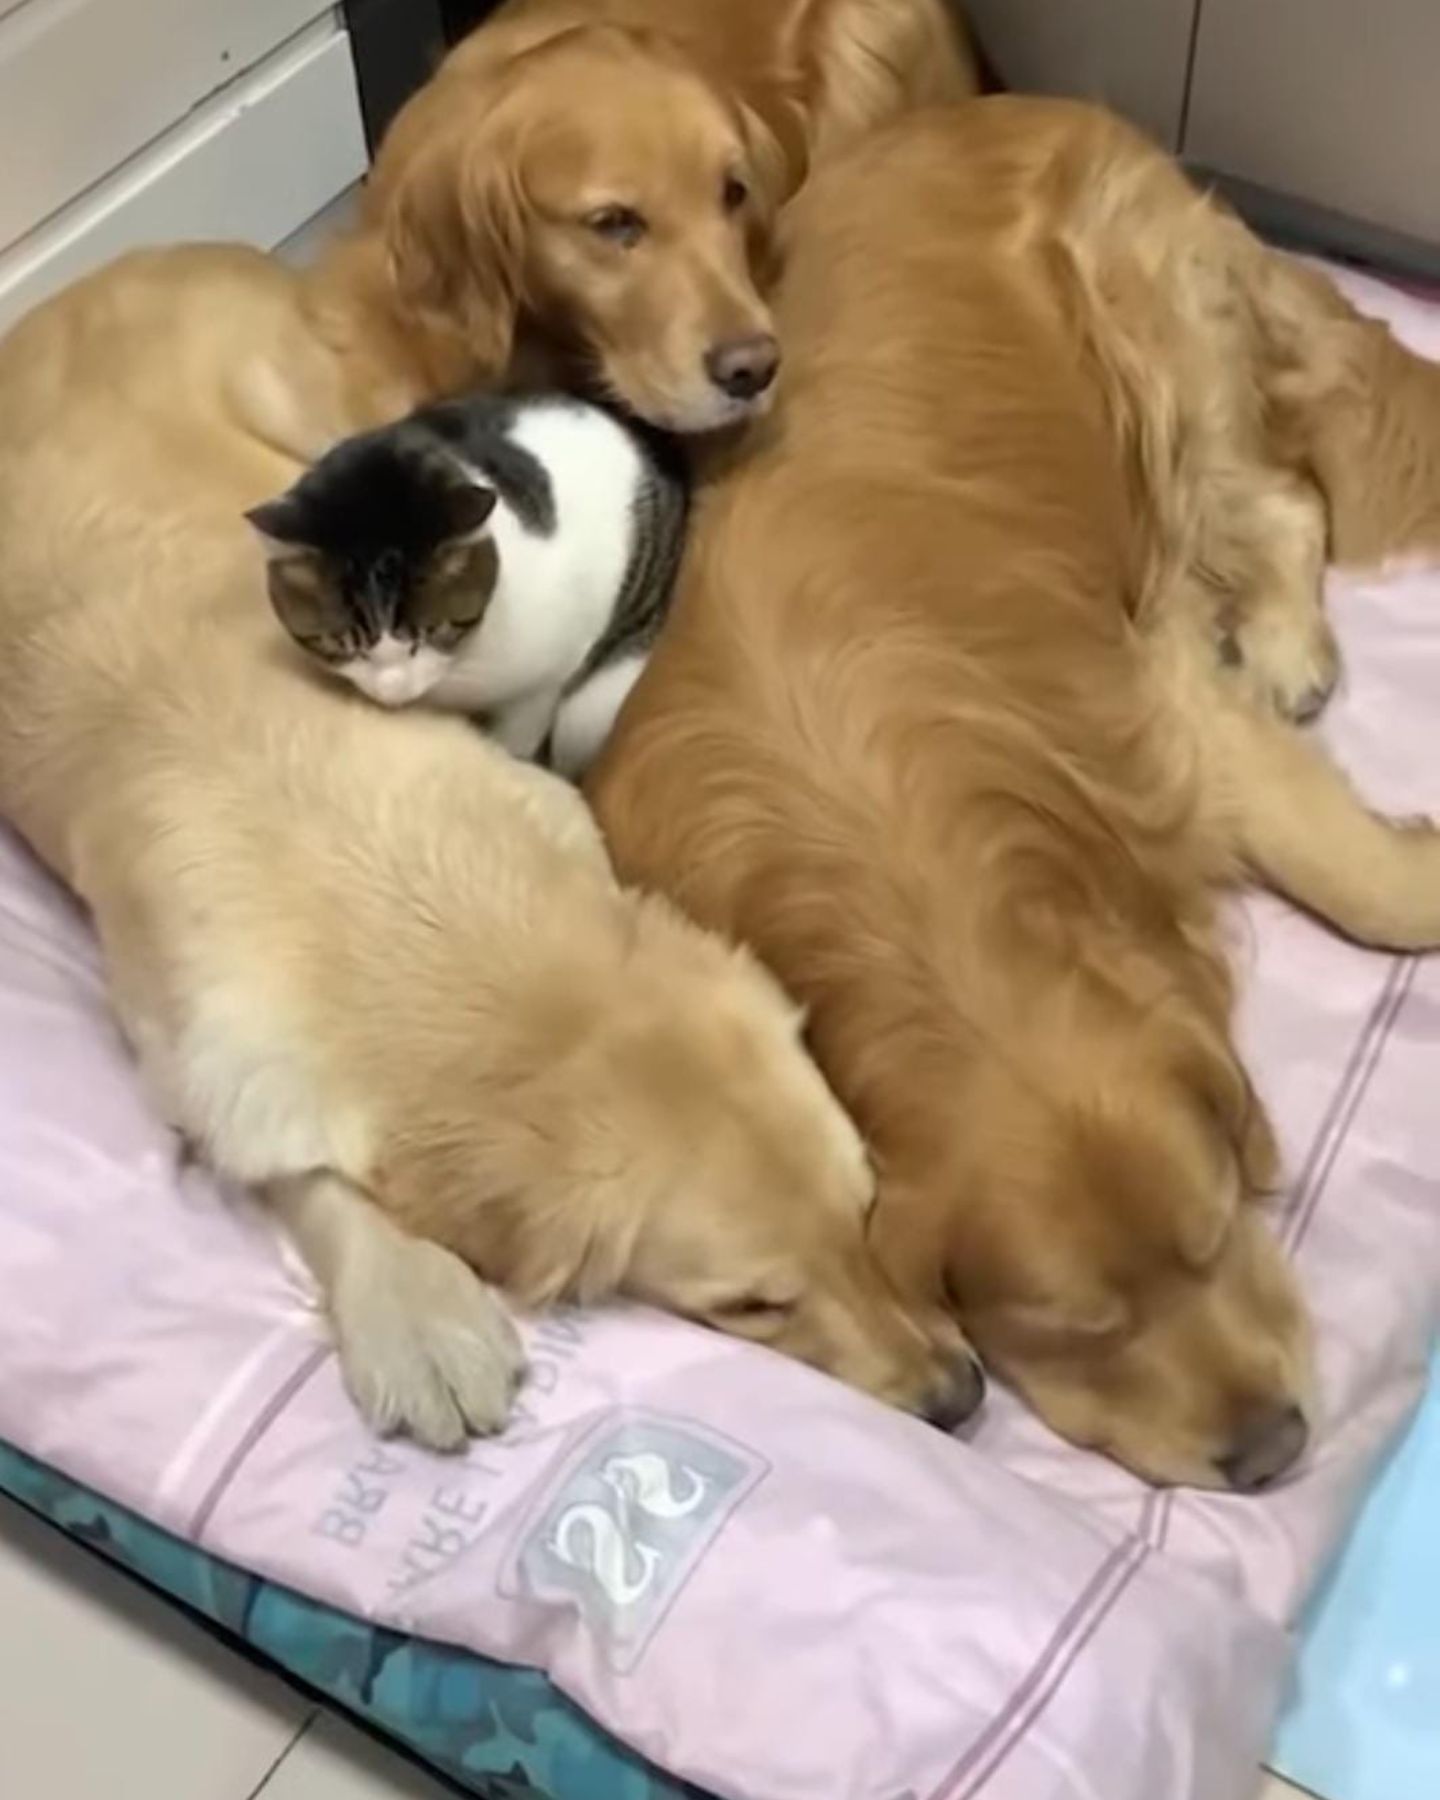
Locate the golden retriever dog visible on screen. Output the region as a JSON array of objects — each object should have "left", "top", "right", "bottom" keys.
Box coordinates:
[
  {"left": 0, "top": 3, "right": 985, "bottom": 1453},
  {"left": 333, "top": 22, "right": 791, "bottom": 436},
  {"left": 341, "top": 0, "right": 977, "bottom": 432},
  {"left": 0, "top": 252, "right": 985, "bottom": 1451},
  {"left": 588, "top": 99, "right": 1440, "bottom": 1488},
  {"left": 106, "top": 25, "right": 799, "bottom": 475}
]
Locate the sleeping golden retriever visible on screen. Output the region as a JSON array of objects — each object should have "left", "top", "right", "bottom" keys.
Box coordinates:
[
  {"left": 0, "top": 242, "right": 985, "bottom": 1450},
  {"left": 336, "top": 0, "right": 977, "bottom": 432},
  {"left": 0, "top": 3, "right": 993, "bottom": 1457},
  {"left": 589, "top": 99, "right": 1440, "bottom": 1487}
]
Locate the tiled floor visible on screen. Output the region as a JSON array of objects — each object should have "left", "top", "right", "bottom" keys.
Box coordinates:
[
  {"left": 0, "top": 1492, "right": 452, "bottom": 1799},
  {"left": 1, "top": 1489, "right": 1318, "bottom": 1800}
]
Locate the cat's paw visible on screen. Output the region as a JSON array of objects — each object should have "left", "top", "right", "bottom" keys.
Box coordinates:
[
  {"left": 333, "top": 1239, "right": 526, "bottom": 1451},
  {"left": 1220, "top": 606, "right": 1341, "bottom": 724}
]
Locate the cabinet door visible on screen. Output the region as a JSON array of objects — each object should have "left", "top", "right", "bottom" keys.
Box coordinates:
[
  {"left": 0, "top": 22, "right": 366, "bottom": 332},
  {"left": 962, "top": 0, "right": 1197, "bottom": 148},
  {"left": 1184, "top": 0, "right": 1440, "bottom": 248}
]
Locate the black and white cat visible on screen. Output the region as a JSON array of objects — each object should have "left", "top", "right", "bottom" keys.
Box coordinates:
[{"left": 247, "top": 392, "right": 688, "bottom": 777}]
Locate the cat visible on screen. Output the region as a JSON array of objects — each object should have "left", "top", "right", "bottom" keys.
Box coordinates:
[{"left": 246, "top": 392, "right": 688, "bottom": 777}]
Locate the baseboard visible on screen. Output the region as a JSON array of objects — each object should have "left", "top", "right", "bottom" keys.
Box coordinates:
[{"left": 1191, "top": 166, "right": 1440, "bottom": 287}]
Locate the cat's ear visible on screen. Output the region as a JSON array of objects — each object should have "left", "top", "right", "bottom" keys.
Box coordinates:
[
  {"left": 442, "top": 481, "right": 498, "bottom": 542},
  {"left": 245, "top": 497, "right": 312, "bottom": 557}
]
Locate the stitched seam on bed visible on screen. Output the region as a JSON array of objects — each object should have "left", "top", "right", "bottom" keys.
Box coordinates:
[
  {"left": 917, "top": 964, "right": 1406, "bottom": 1794},
  {"left": 927, "top": 1534, "right": 1149, "bottom": 1800},
  {"left": 1285, "top": 956, "right": 1416, "bottom": 1255},
  {"left": 1277, "top": 956, "right": 1405, "bottom": 1239},
  {"left": 188, "top": 1343, "right": 331, "bottom": 1542},
  {"left": 1151, "top": 954, "right": 1411, "bottom": 1554}
]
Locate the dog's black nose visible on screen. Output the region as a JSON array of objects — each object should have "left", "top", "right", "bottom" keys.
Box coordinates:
[
  {"left": 923, "top": 1350, "right": 987, "bottom": 1433},
  {"left": 705, "top": 333, "right": 780, "bottom": 401},
  {"left": 1217, "top": 1402, "right": 1309, "bottom": 1492}
]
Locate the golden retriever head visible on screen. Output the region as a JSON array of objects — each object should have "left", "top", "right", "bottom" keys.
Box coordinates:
[
  {"left": 877, "top": 976, "right": 1313, "bottom": 1488},
  {"left": 389, "top": 902, "right": 983, "bottom": 1430},
  {"left": 372, "top": 25, "right": 791, "bottom": 431}
]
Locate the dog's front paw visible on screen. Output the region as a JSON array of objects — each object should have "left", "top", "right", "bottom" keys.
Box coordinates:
[
  {"left": 1221, "top": 607, "right": 1341, "bottom": 724},
  {"left": 333, "top": 1240, "right": 526, "bottom": 1451}
]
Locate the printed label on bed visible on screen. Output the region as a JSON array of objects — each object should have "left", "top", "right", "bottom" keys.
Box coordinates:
[{"left": 499, "top": 1410, "right": 768, "bottom": 1673}]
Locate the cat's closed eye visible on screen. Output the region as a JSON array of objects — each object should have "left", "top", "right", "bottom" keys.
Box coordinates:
[
  {"left": 416, "top": 537, "right": 500, "bottom": 634},
  {"left": 267, "top": 554, "right": 342, "bottom": 643},
  {"left": 295, "top": 633, "right": 355, "bottom": 663},
  {"left": 432, "top": 545, "right": 476, "bottom": 586}
]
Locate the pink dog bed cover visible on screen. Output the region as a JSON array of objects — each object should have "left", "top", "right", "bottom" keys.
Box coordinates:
[{"left": 0, "top": 266, "right": 1438, "bottom": 1800}]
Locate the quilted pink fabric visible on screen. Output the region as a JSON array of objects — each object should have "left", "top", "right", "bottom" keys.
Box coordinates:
[{"left": 0, "top": 266, "right": 1437, "bottom": 1800}]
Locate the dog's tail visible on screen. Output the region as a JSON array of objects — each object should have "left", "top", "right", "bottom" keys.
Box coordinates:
[
  {"left": 1257, "top": 253, "right": 1440, "bottom": 569},
  {"left": 1213, "top": 695, "right": 1440, "bottom": 950}
]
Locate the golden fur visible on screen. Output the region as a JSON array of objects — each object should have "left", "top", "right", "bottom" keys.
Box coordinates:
[
  {"left": 80, "top": 32, "right": 793, "bottom": 466},
  {"left": 341, "top": 23, "right": 787, "bottom": 433},
  {"left": 0, "top": 247, "right": 984, "bottom": 1450},
  {"left": 588, "top": 99, "right": 1440, "bottom": 1487},
  {"left": 0, "top": 5, "right": 988, "bottom": 1449},
  {"left": 336, "top": 0, "right": 976, "bottom": 432},
  {"left": 434, "top": 0, "right": 979, "bottom": 171}
]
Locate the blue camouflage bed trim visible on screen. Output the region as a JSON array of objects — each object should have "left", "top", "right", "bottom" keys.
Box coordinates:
[{"left": 0, "top": 1440, "right": 701, "bottom": 1800}]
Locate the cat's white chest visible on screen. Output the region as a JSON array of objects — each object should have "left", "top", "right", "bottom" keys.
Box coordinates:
[{"left": 430, "top": 406, "right": 641, "bottom": 717}]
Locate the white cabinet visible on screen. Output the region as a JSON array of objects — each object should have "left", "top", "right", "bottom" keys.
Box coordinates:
[{"left": 0, "top": 0, "right": 367, "bottom": 331}]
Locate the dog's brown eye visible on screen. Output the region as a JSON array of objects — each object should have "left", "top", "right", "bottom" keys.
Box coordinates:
[
  {"left": 585, "top": 205, "right": 646, "bottom": 248},
  {"left": 722, "top": 174, "right": 749, "bottom": 213}
]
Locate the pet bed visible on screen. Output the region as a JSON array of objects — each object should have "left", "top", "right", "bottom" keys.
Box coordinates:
[{"left": 0, "top": 264, "right": 1438, "bottom": 1800}]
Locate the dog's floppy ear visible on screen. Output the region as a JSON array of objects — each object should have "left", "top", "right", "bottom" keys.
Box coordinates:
[
  {"left": 937, "top": 1174, "right": 1131, "bottom": 1349},
  {"left": 969, "top": 1243, "right": 1130, "bottom": 1351},
  {"left": 736, "top": 100, "right": 808, "bottom": 280},
  {"left": 1162, "top": 1012, "right": 1278, "bottom": 1268},
  {"left": 379, "top": 112, "right": 526, "bottom": 379},
  {"left": 740, "top": 101, "right": 808, "bottom": 209}
]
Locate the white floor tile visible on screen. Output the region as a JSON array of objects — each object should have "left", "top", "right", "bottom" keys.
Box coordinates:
[
  {"left": 261, "top": 1712, "right": 454, "bottom": 1799},
  {"left": 0, "top": 1492, "right": 312, "bottom": 1800},
  {"left": 0, "top": 1489, "right": 1335, "bottom": 1800}
]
